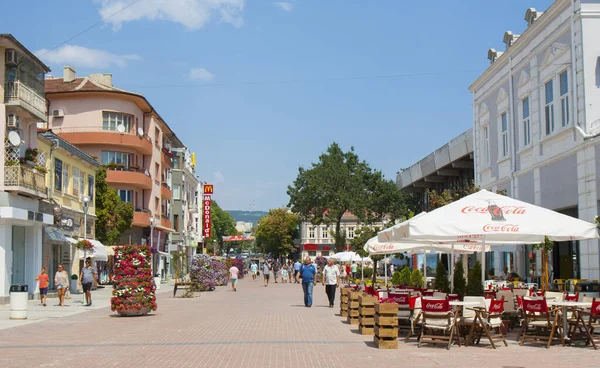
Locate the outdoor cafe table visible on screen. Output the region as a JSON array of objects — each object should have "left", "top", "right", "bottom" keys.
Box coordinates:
[
  {"left": 449, "top": 301, "right": 488, "bottom": 346},
  {"left": 548, "top": 300, "right": 592, "bottom": 341}
]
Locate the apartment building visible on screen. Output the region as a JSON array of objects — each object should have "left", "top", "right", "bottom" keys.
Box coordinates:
[
  {"left": 469, "top": 1, "right": 600, "bottom": 281},
  {"left": 170, "top": 146, "right": 200, "bottom": 273},
  {"left": 45, "top": 67, "right": 176, "bottom": 267},
  {"left": 37, "top": 130, "right": 100, "bottom": 288},
  {"left": 0, "top": 34, "right": 53, "bottom": 303}
]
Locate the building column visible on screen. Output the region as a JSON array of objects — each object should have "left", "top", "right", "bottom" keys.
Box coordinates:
[
  {"left": 0, "top": 223, "right": 10, "bottom": 300},
  {"left": 577, "top": 146, "right": 599, "bottom": 280}
]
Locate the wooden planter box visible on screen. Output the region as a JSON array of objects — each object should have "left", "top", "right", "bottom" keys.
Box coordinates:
[
  {"left": 359, "top": 306, "right": 375, "bottom": 316},
  {"left": 358, "top": 294, "right": 377, "bottom": 307},
  {"left": 374, "top": 301, "right": 399, "bottom": 349}
]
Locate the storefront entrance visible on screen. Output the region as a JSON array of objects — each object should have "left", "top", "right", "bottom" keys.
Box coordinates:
[{"left": 11, "top": 226, "right": 26, "bottom": 285}]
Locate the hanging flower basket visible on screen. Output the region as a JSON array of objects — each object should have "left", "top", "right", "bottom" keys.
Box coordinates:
[{"left": 75, "top": 239, "right": 94, "bottom": 251}]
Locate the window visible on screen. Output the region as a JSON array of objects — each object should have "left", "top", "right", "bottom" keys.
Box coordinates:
[
  {"left": 308, "top": 226, "right": 315, "bottom": 238},
  {"left": 88, "top": 175, "right": 94, "bottom": 205},
  {"left": 560, "top": 70, "right": 569, "bottom": 127},
  {"left": 308, "top": 251, "right": 316, "bottom": 257},
  {"left": 102, "top": 112, "right": 132, "bottom": 132},
  {"left": 173, "top": 157, "right": 180, "bottom": 169},
  {"left": 522, "top": 97, "right": 531, "bottom": 146},
  {"left": 501, "top": 112, "right": 509, "bottom": 157},
  {"left": 347, "top": 227, "right": 355, "bottom": 239},
  {"left": 483, "top": 126, "right": 490, "bottom": 164},
  {"left": 62, "top": 163, "right": 69, "bottom": 193},
  {"left": 155, "top": 163, "right": 160, "bottom": 180},
  {"left": 322, "top": 226, "right": 328, "bottom": 238},
  {"left": 545, "top": 80, "right": 555, "bottom": 134},
  {"left": 118, "top": 189, "right": 132, "bottom": 203},
  {"left": 54, "top": 159, "right": 62, "bottom": 191},
  {"left": 173, "top": 184, "right": 181, "bottom": 200},
  {"left": 155, "top": 127, "right": 160, "bottom": 144},
  {"left": 174, "top": 214, "right": 179, "bottom": 232},
  {"left": 101, "top": 151, "right": 131, "bottom": 168},
  {"left": 73, "top": 168, "right": 80, "bottom": 196}
]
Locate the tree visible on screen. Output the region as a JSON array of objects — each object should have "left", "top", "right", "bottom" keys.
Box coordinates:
[
  {"left": 205, "top": 200, "right": 237, "bottom": 254},
  {"left": 287, "top": 142, "right": 410, "bottom": 252},
  {"left": 399, "top": 266, "right": 411, "bottom": 286},
  {"left": 434, "top": 261, "right": 450, "bottom": 293},
  {"left": 466, "top": 261, "right": 484, "bottom": 296},
  {"left": 255, "top": 208, "right": 299, "bottom": 258},
  {"left": 95, "top": 167, "right": 133, "bottom": 245},
  {"left": 453, "top": 259, "right": 467, "bottom": 295},
  {"left": 410, "top": 269, "right": 424, "bottom": 288}
]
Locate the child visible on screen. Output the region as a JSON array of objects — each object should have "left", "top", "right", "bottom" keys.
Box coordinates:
[
  {"left": 281, "top": 267, "right": 288, "bottom": 283},
  {"left": 35, "top": 267, "right": 49, "bottom": 306}
]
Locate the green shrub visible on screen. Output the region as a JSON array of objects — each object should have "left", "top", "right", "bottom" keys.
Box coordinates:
[
  {"left": 453, "top": 259, "right": 466, "bottom": 295},
  {"left": 410, "top": 269, "right": 424, "bottom": 288},
  {"left": 466, "top": 261, "right": 484, "bottom": 296},
  {"left": 391, "top": 271, "right": 401, "bottom": 286},
  {"left": 399, "top": 266, "right": 411, "bottom": 286},
  {"left": 434, "top": 261, "right": 450, "bottom": 293},
  {"left": 360, "top": 267, "right": 373, "bottom": 279}
]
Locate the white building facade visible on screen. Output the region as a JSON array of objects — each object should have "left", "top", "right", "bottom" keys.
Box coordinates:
[{"left": 470, "top": 1, "right": 600, "bottom": 282}]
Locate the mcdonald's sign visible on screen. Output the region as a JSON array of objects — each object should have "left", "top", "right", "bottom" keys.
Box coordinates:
[{"left": 203, "top": 184, "right": 214, "bottom": 195}]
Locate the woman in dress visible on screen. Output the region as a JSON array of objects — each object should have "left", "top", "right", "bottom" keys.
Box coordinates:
[
  {"left": 54, "top": 264, "right": 69, "bottom": 307},
  {"left": 340, "top": 263, "right": 347, "bottom": 283}
]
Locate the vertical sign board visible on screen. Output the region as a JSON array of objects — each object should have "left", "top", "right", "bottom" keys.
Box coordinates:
[{"left": 203, "top": 184, "right": 214, "bottom": 238}]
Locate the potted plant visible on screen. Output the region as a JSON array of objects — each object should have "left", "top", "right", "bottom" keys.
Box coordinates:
[
  {"left": 33, "top": 165, "right": 47, "bottom": 174},
  {"left": 24, "top": 148, "right": 38, "bottom": 166},
  {"left": 111, "top": 244, "right": 157, "bottom": 316}
]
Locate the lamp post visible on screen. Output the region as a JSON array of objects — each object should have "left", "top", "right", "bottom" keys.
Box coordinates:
[
  {"left": 81, "top": 195, "right": 90, "bottom": 303},
  {"left": 382, "top": 219, "right": 388, "bottom": 287},
  {"left": 150, "top": 217, "right": 155, "bottom": 272}
]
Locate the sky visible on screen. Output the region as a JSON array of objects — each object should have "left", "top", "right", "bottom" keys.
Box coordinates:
[{"left": 2, "top": 0, "right": 555, "bottom": 211}]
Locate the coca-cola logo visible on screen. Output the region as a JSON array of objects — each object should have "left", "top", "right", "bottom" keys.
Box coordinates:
[
  {"left": 372, "top": 244, "right": 395, "bottom": 251},
  {"left": 393, "top": 296, "right": 407, "bottom": 303},
  {"left": 527, "top": 303, "right": 543, "bottom": 312},
  {"left": 490, "top": 303, "right": 502, "bottom": 312},
  {"left": 425, "top": 302, "right": 445, "bottom": 310},
  {"left": 483, "top": 224, "right": 520, "bottom": 233},
  {"left": 595, "top": 304, "right": 600, "bottom": 313},
  {"left": 461, "top": 206, "right": 527, "bottom": 215}
]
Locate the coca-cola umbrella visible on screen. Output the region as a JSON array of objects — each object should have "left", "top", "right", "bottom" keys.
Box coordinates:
[{"left": 390, "top": 189, "right": 599, "bottom": 282}]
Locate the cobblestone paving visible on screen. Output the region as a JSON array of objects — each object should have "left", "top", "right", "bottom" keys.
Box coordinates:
[{"left": 1, "top": 277, "right": 599, "bottom": 367}]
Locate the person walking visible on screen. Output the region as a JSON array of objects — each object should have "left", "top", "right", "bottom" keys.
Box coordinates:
[
  {"left": 293, "top": 260, "right": 302, "bottom": 283},
  {"left": 54, "top": 264, "right": 69, "bottom": 307},
  {"left": 263, "top": 261, "right": 271, "bottom": 287},
  {"left": 273, "top": 261, "right": 279, "bottom": 283},
  {"left": 351, "top": 261, "right": 358, "bottom": 280},
  {"left": 287, "top": 260, "right": 293, "bottom": 283},
  {"left": 281, "top": 266, "right": 288, "bottom": 283},
  {"left": 35, "top": 267, "right": 49, "bottom": 306},
  {"left": 250, "top": 262, "right": 258, "bottom": 281},
  {"left": 79, "top": 258, "right": 97, "bottom": 306},
  {"left": 340, "top": 263, "right": 347, "bottom": 284},
  {"left": 229, "top": 263, "right": 240, "bottom": 291},
  {"left": 322, "top": 258, "right": 340, "bottom": 308},
  {"left": 296, "top": 257, "right": 316, "bottom": 307}
]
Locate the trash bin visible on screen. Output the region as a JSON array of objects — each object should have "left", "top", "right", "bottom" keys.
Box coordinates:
[
  {"left": 575, "top": 281, "right": 600, "bottom": 299},
  {"left": 9, "top": 284, "right": 28, "bottom": 320}
]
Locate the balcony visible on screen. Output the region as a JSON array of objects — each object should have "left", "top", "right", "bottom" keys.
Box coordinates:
[
  {"left": 189, "top": 202, "right": 198, "bottom": 213},
  {"left": 161, "top": 215, "right": 172, "bottom": 229},
  {"left": 106, "top": 166, "right": 152, "bottom": 190},
  {"left": 161, "top": 182, "right": 172, "bottom": 200},
  {"left": 57, "top": 129, "right": 153, "bottom": 155},
  {"left": 3, "top": 164, "right": 47, "bottom": 198},
  {"left": 4, "top": 81, "right": 47, "bottom": 120},
  {"left": 133, "top": 209, "right": 151, "bottom": 227},
  {"left": 161, "top": 148, "right": 173, "bottom": 168}
]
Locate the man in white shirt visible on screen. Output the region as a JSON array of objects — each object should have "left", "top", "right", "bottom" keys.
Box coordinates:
[
  {"left": 229, "top": 265, "right": 240, "bottom": 292},
  {"left": 322, "top": 258, "right": 340, "bottom": 308}
]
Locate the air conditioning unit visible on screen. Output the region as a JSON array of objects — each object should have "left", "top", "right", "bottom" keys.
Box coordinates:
[
  {"left": 52, "top": 109, "right": 64, "bottom": 118},
  {"left": 5, "top": 49, "right": 18, "bottom": 65},
  {"left": 7, "top": 114, "right": 20, "bottom": 128}
]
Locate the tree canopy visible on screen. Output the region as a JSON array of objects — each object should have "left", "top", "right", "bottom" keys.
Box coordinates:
[
  {"left": 287, "top": 142, "right": 410, "bottom": 251},
  {"left": 255, "top": 208, "right": 299, "bottom": 258},
  {"left": 206, "top": 200, "right": 237, "bottom": 252},
  {"left": 95, "top": 166, "right": 133, "bottom": 245}
]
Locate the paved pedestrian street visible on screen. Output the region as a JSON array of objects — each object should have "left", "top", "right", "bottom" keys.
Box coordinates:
[{"left": 1, "top": 278, "right": 598, "bottom": 368}]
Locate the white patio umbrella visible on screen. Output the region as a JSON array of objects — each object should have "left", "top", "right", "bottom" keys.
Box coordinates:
[{"left": 393, "top": 189, "right": 600, "bottom": 282}]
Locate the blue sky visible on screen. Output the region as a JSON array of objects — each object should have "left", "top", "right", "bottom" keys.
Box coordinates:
[{"left": 3, "top": 0, "right": 555, "bottom": 211}]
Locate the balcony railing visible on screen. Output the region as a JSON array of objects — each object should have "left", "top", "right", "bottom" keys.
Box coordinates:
[
  {"left": 4, "top": 164, "right": 47, "bottom": 196},
  {"left": 4, "top": 81, "right": 46, "bottom": 117}
]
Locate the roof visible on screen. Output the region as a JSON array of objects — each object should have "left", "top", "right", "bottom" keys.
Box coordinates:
[
  {"left": 0, "top": 34, "right": 51, "bottom": 72},
  {"left": 45, "top": 77, "right": 174, "bottom": 136},
  {"left": 38, "top": 130, "right": 100, "bottom": 168}
]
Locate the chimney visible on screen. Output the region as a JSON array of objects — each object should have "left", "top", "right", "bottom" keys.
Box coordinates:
[
  {"left": 90, "top": 73, "right": 113, "bottom": 87},
  {"left": 63, "top": 66, "right": 76, "bottom": 83}
]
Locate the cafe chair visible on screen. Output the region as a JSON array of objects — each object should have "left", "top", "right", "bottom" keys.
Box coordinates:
[
  {"left": 519, "top": 297, "right": 563, "bottom": 348},
  {"left": 418, "top": 298, "right": 460, "bottom": 350},
  {"left": 467, "top": 297, "right": 508, "bottom": 348},
  {"left": 578, "top": 297, "right": 600, "bottom": 350}
]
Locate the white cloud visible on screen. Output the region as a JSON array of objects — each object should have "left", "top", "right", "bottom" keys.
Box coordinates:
[
  {"left": 97, "top": 0, "right": 245, "bottom": 31},
  {"left": 189, "top": 67, "right": 214, "bottom": 81},
  {"left": 35, "top": 45, "right": 140, "bottom": 68},
  {"left": 214, "top": 171, "right": 225, "bottom": 183},
  {"left": 273, "top": 2, "right": 293, "bottom": 12}
]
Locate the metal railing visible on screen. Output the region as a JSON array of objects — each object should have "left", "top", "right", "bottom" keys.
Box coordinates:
[
  {"left": 4, "top": 81, "right": 46, "bottom": 116},
  {"left": 4, "top": 164, "right": 47, "bottom": 194}
]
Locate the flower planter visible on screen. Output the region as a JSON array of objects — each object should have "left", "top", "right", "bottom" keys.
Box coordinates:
[{"left": 117, "top": 307, "right": 151, "bottom": 317}]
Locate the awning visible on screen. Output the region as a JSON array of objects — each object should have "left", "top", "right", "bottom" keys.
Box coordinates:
[
  {"left": 43, "top": 226, "right": 68, "bottom": 243},
  {"left": 66, "top": 237, "right": 109, "bottom": 262}
]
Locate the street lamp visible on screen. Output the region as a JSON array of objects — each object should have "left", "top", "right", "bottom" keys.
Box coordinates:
[
  {"left": 81, "top": 195, "right": 90, "bottom": 304},
  {"left": 382, "top": 219, "right": 388, "bottom": 287},
  {"left": 149, "top": 217, "right": 156, "bottom": 272}
]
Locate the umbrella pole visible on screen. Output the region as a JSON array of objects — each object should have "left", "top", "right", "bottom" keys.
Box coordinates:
[
  {"left": 451, "top": 244, "right": 455, "bottom": 293},
  {"left": 481, "top": 239, "right": 486, "bottom": 286},
  {"left": 423, "top": 253, "right": 427, "bottom": 281}
]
